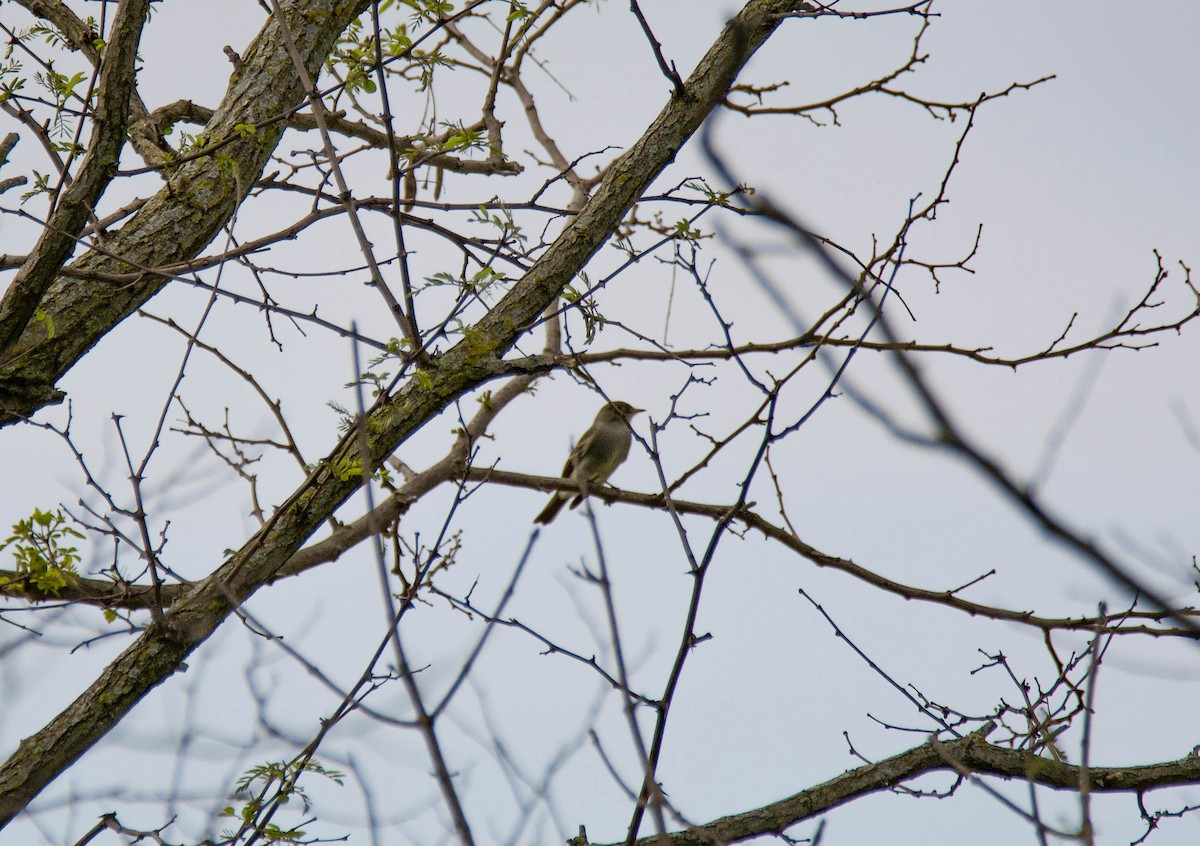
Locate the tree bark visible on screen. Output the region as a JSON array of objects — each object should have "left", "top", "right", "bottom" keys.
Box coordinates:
[
  {"left": 0, "top": 0, "right": 372, "bottom": 426},
  {"left": 613, "top": 728, "right": 1200, "bottom": 846},
  {"left": 0, "top": 0, "right": 814, "bottom": 825},
  {"left": 0, "top": 0, "right": 151, "bottom": 352}
]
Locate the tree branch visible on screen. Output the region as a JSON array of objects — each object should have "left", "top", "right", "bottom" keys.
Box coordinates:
[
  {"left": 12, "top": 0, "right": 174, "bottom": 167},
  {"left": 0, "top": 0, "right": 374, "bottom": 426},
  {"left": 0, "top": 0, "right": 151, "bottom": 352},
  {"left": 604, "top": 728, "right": 1200, "bottom": 846},
  {"left": 0, "top": 0, "right": 814, "bottom": 825}
]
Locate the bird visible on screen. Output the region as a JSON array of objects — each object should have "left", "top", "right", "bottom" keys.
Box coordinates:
[{"left": 533, "top": 401, "right": 644, "bottom": 525}]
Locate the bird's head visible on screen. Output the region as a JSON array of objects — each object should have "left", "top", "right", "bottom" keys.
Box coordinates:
[{"left": 604, "top": 401, "right": 645, "bottom": 422}]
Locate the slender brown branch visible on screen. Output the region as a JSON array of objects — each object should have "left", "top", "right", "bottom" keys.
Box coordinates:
[{"left": 606, "top": 728, "right": 1200, "bottom": 846}]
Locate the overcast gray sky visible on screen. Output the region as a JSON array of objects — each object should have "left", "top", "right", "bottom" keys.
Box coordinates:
[{"left": 2, "top": 2, "right": 1199, "bottom": 844}]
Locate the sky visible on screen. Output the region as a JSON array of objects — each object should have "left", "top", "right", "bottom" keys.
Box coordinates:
[{"left": 1, "top": 1, "right": 1199, "bottom": 844}]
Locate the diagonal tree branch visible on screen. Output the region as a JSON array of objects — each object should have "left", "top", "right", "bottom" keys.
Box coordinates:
[
  {"left": 0, "top": 0, "right": 815, "bottom": 825},
  {"left": 0, "top": 0, "right": 373, "bottom": 426},
  {"left": 11, "top": 0, "right": 174, "bottom": 167},
  {"left": 603, "top": 728, "right": 1200, "bottom": 846},
  {"left": 0, "top": 0, "right": 152, "bottom": 353}
]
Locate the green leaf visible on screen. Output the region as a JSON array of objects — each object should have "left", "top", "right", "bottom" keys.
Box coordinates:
[
  {"left": 33, "top": 308, "right": 55, "bottom": 338},
  {"left": 1, "top": 507, "right": 83, "bottom": 595}
]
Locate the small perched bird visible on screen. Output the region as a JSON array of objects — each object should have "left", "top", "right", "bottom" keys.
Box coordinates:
[{"left": 534, "top": 401, "right": 644, "bottom": 525}]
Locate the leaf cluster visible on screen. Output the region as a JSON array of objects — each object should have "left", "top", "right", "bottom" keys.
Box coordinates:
[{"left": 0, "top": 507, "right": 83, "bottom": 595}]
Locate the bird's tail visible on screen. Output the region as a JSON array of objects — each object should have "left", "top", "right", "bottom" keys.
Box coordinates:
[{"left": 534, "top": 493, "right": 568, "bottom": 525}]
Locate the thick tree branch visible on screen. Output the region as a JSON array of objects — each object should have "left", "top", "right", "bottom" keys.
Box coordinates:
[
  {"left": 0, "top": 0, "right": 151, "bottom": 353},
  {"left": 0, "top": 0, "right": 373, "bottom": 426},
  {"left": 12, "top": 0, "right": 173, "bottom": 167},
  {"left": 0, "top": 0, "right": 813, "bottom": 825},
  {"left": 605, "top": 728, "right": 1200, "bottom": 846}
]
